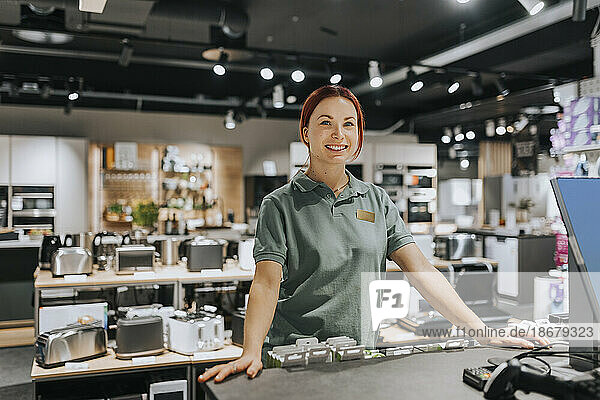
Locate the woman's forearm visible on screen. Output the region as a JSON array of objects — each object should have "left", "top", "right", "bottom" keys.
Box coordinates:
[
  {"left": 390, "top": 243, "right": 485, "bottom": 331},
  {"left": 242, "top": 262, "right": 281, "bottom": 358}
]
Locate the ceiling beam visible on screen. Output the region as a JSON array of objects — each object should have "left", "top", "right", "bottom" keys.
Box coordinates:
[{"left": 351, "top": 0, "right": 600, "bottom": 95}]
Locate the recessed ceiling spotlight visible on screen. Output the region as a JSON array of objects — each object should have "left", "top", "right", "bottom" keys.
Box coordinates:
[
  {"left": 213, "top": 64, "right": 226, "bottom": 76},
  {"left": 260, "top": 67, "right": 274, "bottom": 80},
  {"left": 496, "top": 126, "right": 506, "bottom": 135},
  {"left": 273, "top": 84, "right": 284, "bottom": 108},
  {"left": 441, "top": 135, "right": 451, "bottom": 144},
  {"left": 286, "top": 95, "right": 297, "bottom": 104},
  {"left": 507, "top": 125, "right": 515, "bottom": 134},
  {"left": 291, "top": 69, "right": 305, "bottom": 82},
  {"left": 368, "top": 60, "right": 383, "bottom": 88},
  {"left": 68, "top": 92, "right": 79, "bottom": 101},
  {"left": 455, "top": 133, "right": 465, "bottom": 142},
  {"left": 466, "top": 130, "right": 475, "bottom": 140},
  {"left": 224, "top": 109, "right": 236, "bottom": 130},
  {"left": 411, "top": 81, "right": 424, "bottom": 92},
  {"left": 460, "top": 159, "right": 470, "bottom": 170},
  {"left": 457, "top": 0, "right": 470, "bottom": 3},
  {"left": 330, "top": 73, "right": 342, "bottom": 84},
  {"left": 554, "top": 95, "right": 561, "bottom": 103},
  {"left": 517, "top": 0, "right": 545, "bottom": 15}
]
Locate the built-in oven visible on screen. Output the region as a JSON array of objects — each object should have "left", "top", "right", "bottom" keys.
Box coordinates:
[
  {"left": 11, "top": 186, "right": 55, "bottom": 232},
  {"left": 405, "top": 167, "right": 436, "bottom": 189},
  {"left": 0, "top": 186, "right": 7, "bottom": 228}
]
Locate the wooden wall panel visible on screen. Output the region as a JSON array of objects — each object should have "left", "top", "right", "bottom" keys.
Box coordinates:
[
  {"left": 478, "top": 141, "right": 512, "bottom": 178},
  {"left": 478, "top": 141, "right": 512, "bottom": 225},
  {"left": 213, "top": 146, "right": 244, "bottom": 223}
]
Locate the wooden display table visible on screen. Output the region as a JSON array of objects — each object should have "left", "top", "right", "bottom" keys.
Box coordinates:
[{"left": 31, "top": 345, "right": 243, "bottom": 400}]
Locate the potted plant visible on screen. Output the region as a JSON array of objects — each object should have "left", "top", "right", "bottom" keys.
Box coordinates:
[{"left": 132, "top": 201, "right": 159, "bottom": 230}]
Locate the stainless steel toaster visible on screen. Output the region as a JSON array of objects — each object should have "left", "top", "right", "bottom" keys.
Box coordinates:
[
  {"left": 51, "top": 247, "right": 93, "bottom": 277},
  {"left": 35, "top": 323, "right": 107, "bottom": 368},
  {"left": 116, "top": 316, "right": 165, "bottom": 359},
  {"left": 115, "top": 245, "right": 156, "bottom": 275},
  {"left": 167, "top": 313, "right": 225, "bottom": 355},
  {"left": 185, "top": 238, "right": 227, "bottom": 272}
]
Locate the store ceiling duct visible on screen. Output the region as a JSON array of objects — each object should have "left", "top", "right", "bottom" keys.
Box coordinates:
[
  {"left": 573, "top": 0, "right": 587, "bottom": 21},
  {"left": 351, "top": 0, "right": 600, "bottom": 95},
  {"left": 150, "top": 0, "right": 249, "bottom": 39}
]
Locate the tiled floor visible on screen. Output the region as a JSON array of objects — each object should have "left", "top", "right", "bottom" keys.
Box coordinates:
[{"left": 0, "top": 346, "right": 34, "bottom": 399}]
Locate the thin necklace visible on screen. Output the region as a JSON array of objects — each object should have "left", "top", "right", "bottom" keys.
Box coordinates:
[{"left": 333, "top": 175, "right": 350, "bottom": 194}]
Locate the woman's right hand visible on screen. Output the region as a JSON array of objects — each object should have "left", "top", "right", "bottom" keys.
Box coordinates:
[{"left": 197, "top": 353, "right": 263, "bottom": 383}]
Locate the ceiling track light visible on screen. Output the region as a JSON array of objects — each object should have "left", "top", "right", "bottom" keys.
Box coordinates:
[
  {"left": 327, "top": 57, "right": 342, "bottom": 84},
  {"left": 118, "top": 39, "right": 133, "bottom": 67},
  {"left": 260, "top": 67, "right": 274, "bottom": 80},
  {"left": 517, "top": 0, "right": 545, "bottom": 16},
  {"left": 224, "top": 109, "right": 236, "bottom": 130},
  {"left": 573, "top": 0, "right": 587, "bottom": 21},
  {"left": 368, "top": 60, "right": 383, "bottom": 88},
  {"left": 272, "top": 84, "right": 284, "bottom": 109},
  {"left": 407, "top": 68, "right": 424, "bottom": 92},
  {"left": 496, "top": 117, "right": 507, "bottom": 135},
  {"left": 447, "top": 78, "right": 460, "bottom": 94},
  {"left": 495, "top": 74, "right": 510, "bottom": 97},
  {"left": 291, "top": 69, "right": 305, "bottom": 83},
  {"left": 213, "top": 49, "right": 228, "bottom": 76}
]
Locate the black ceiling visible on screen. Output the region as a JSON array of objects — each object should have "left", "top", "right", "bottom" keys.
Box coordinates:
[{"left": 0, "top": 0, "right": 595, "bottom": 145}]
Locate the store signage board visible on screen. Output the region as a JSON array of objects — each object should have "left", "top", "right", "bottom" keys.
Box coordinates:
[{"left": 132, "top": 356, "right": 156, "bottom": 365}]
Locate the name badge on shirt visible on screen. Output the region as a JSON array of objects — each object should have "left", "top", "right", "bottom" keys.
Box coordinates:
[{"left": 356, "top": 209, "right": 375, "bottom": 223}]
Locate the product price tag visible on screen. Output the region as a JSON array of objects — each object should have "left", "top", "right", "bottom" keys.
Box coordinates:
[
  {"left": 64, "top": 362, "right": 89, "bottom": 371},
  {"left": 133, "top": 271, "right": 156, "bottom": 279},
  {"left": 131, "top": 356, "right": 156, "bottom": 365},
  {"left": 63, "top": 274, "right": 87, "bottom": 282},
  {"left": 193, "top": 352, "right": 215, "bottom": 361}
]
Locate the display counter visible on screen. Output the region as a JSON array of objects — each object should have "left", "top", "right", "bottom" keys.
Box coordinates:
[{"left": 201, "top": 347, "right": 547, "bottom": 400}]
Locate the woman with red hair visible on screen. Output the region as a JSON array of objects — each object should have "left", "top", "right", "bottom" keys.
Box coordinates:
[{"left": 199, "top": 85, "right": 547, "bottom": 383}]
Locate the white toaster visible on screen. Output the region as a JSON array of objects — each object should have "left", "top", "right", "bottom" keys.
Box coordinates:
[{"left": 167, "top": 313, "right": 225, "bottom": 355}]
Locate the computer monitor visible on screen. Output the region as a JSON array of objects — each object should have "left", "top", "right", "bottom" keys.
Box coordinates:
[{"left": 551, "top": 177, "right": 600, "bottom": 370}]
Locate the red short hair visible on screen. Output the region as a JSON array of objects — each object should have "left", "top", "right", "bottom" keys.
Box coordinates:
[{"left": 299, "top": 85, "right": 365, "bottom": 161}]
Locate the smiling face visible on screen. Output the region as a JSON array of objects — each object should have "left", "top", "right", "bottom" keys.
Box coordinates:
[{"left": 302, "top": 96, "right": 359, "bottom": 166}]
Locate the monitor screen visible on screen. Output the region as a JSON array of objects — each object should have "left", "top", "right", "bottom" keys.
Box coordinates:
[{"left": 552, "top": 177, "right": 600, "bottom": 319}]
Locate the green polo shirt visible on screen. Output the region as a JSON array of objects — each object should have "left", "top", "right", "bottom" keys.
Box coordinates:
[{"left": 253, "top": 170, "right": 414, "bottom": 351}]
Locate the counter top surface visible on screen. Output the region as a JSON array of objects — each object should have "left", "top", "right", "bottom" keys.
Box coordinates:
[
  {"left": 31, "top": 345, "right": 243, "bottom": 380},
  {"left": 456, "top": 228, "right": 555, "bottom": 239},
  {"left": 0, "top": 238, "right": 42, "bottom": 249},
  {"left": 202, "top": 347, "right": 548, "bottom": 400}
]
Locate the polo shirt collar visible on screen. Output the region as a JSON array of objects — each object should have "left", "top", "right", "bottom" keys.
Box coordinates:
[{"left": 293, "top": 169, "right": 370, "bottom": 195}]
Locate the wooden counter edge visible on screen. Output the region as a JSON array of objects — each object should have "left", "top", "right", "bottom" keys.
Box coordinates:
[{"left": 30, "top": 345, "right": 243, "bottom": 381}]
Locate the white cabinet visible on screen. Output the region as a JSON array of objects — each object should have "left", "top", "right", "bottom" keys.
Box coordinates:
[
  {"left": 10, "top": 136, "right": 56, "bottom": 185},
  {"left": 55, "top": 138, "right": 88, "bottom": 234},
  {"left": 0, "top": 136, "right": 9, "bottom": 185},
  {"left": 485, "top": 236, "right": 519, "bottom": 297}
]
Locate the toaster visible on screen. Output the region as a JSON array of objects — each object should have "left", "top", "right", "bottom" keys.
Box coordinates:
[
  {"left": 185, "top": 238, "right": 227, "bottom": 271},
  {"left": 35, "top": 323, "right": 107, "bottom": 368},
  {"left": 116, "top": 316, "right": 165, "bottom": 359},
  {"left": 51, "top": 247, "right": 93, "bottom": 277},
  {"left": 115, "top": 245, "right": 156, "bottom": 275},
  {"left": 167, "top": 313, "right": 225, "bottom": 355}
]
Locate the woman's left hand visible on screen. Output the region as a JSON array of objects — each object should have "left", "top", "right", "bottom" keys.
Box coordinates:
[{"left": 474, "top": 324, "right": 550, "bottom": 349}]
